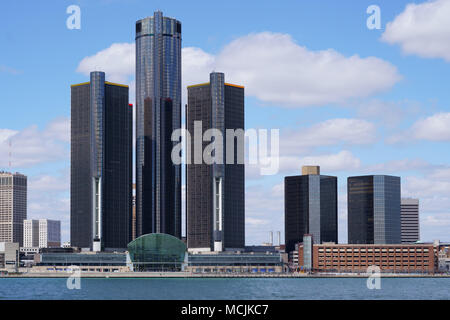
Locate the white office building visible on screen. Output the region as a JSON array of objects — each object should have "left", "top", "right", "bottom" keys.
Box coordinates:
[{"left": 23, "top": 219, "right": 61, "bottom": 248}]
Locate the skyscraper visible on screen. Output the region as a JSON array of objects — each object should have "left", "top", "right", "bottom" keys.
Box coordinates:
[
  {"left": 347, "top": 175, "right": 401, "bottom": 244},
  {"left": 71, "top": 71, "right": 132, "bottom": 251},
  {"left": 0, "top": 172, "right": 27, "bottom": 246},
  {"left": 401, "top": 198, "right": 420, "bottom": 243},
  {"left": 135, "top": 11, "right": 182, "bottom": 238},
  {"left": 186, "top": 72, "right": 245, "bottom": 252},
  {"left": 284, "top": 166, "right": 337, "bottom": 253}
]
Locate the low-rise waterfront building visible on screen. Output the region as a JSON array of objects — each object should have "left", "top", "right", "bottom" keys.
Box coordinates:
[
  {"left": 33, "top": 251, "right": 129, "bottom": 273},
  {"left": 186, "top": 252, "right": 285, "bottom": 274},
  {"left": 297, "top": 242, "right": 435, "bottom": 274}
]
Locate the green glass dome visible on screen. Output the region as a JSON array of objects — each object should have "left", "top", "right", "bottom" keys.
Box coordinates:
[{"left": 127, "top": 233, "right": 187, "bottom": 271}]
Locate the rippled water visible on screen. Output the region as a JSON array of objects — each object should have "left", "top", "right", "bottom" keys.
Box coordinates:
[{"left": 0, "top": 277, "right": 449, "bottom": 300}]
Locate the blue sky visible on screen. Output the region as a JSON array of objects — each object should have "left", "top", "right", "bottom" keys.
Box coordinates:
[{"left": 1, "top": 0, "right": 450, "bottom": 244}]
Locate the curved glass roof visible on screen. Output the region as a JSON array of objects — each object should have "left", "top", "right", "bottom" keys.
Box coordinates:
[{"left": 127, "top": 233, "right": 186, "bottom": 264}]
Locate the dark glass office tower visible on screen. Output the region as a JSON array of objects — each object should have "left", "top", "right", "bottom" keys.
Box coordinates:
[
  {"left": 71, "top": 71, "right": 132, "bottom": 250},
  {"left": 186, "top": 72, "right": 245, "bottom": 251},
  {"left": 284, "top": 166, "right": 337, "bottom": 253},
  {"left": 347, "top": 175, "right": 401, "bottom": 244},
  {"left": 135, "top": 11, "right": 182, "bottom": 238}
]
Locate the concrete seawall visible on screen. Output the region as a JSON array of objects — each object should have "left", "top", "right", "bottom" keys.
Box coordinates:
[{"left": 1, "top": 272, "right": 449, "bottom": 278}]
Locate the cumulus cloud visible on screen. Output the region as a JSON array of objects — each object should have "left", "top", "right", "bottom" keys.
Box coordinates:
[
  {"left": 412, "top": 112, "right": 450, "bottom": 141},
  {"left": 245, "top": 118, "right": 373, "bottom": 179},
  {"left": 0, "top": 117, "right": 70, "bottom": 168},
  {"left": 382, "top": 0, "right": 450, "bottom": 61},
  {"left": 214, "top": 32, "right": 401, "bottom": 107},
  {"left": 77, "top": 32, "right": 401, "bottom": 108},
  {"left": 77, "top": 43, "right": 135, "bottom": 83},
  {"left": 389, "top": 112, "right": 450, "bottom": 143},
  {"left": 281, "top": 118, "right": 376, "bottom": 153}
]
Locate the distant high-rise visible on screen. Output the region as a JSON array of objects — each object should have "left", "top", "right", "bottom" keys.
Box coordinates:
[
  {"left": 347, "top": 175, "right": 401, "bottom": 244},
  {"left": 135, "top": 11, "right": 182, "bottom": 238},
  {"left": 401, "top": 198, "right": 420, "bottom": 243},
  {"left": 23, "top": 220, "right": 38, "bottom": 248},
  {"left": 23, "top": 219, "right": 61, "bottom": 248},
  {"left": 71, "top": 71, "right": 132, "bottom": 251},
  {"left": 284, "top": 166, "right": 337, "bottom": 253},
  {"left": 186, "top": 72, "right": 245, "bottom": 252},
  {"left": 0, "top": 172, "right": 27, "bottom": 246}
]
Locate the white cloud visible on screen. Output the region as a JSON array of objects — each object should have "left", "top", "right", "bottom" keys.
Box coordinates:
[
  {"left": 389, "top": 112, "right": 450, "bottom": 143},
  {"left": 215, "top": 32, "right": 401, "bottom": 107},
  {"left": 364, "top": 159, "right": 432, "bottom": 174},
  {"left": 245, "top": 184, "right": 284, "bottom": 245},
  {"left": 294, "top": 151, "right": 361, "bottom": 172},
  {"left": 28, "top": 169, "right": 70, "bottom": 243},
  {"left": 354, "top": 99, "right": 421, "bottom": 127},
  {"left": 412, "top": 112, "right": 450, "bottom": 141},
  {"left": 429, "top": 167, "right": 450, "bottom": 179},
  {"left": 382, "top": 0, "right": 450, "bottom": 61},
  {"left": 77, "top": 32, "right": 401, "bottom": 108},
  {"left": 76, "top": 43, "right": 135, "bottom": 83},
  {"left": 246, "top": 150, "right": 361, "bottom": 180},
  {"left": 183, "top": 47, "right": 215, "bottom": 86},
  {"left": 0, "top": 129, "right": 18, "bottom": 144},
  {"left": 29, "top": 170, "right": 70, "bottom": 193},
  {"left": 246, "top": 118, "right": 373, "bottom": 179},
  {"left": 281, "top": 118, "right": 376, "bottom": 153},
  {"left": 0, "top": 117, "right": 69, "bottom": 168},
  {"left": 403, "top": 175, "right": 450, "bottom": 198},
  {"left": 401, "top": 173, "right": 450, "bottom": 241}
]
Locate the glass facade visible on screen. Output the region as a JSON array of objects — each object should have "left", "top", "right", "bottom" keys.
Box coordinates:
[
  {"left": 188, "top": 253, "right": 281, "bottom": 267},
  {"left": 348, "top": 175, "right": 401, "bottom": 244},
  {"left": 38, "top": 253, "right": 127, "bottom": 266},
  {"left": 186, "top": 73, "right": 245, "bottom": 251},
  {"left": 70, "top": 73, "right": 132, "bottom": 250},
  {"left": 135, "top": 11, "right": 182, "bottom": 239},
  {"left": 127, "top": 233, "right": 187, "bottom": 271},
  {"left": 284, "top": 174, "right": 337, "bottom": 253}
]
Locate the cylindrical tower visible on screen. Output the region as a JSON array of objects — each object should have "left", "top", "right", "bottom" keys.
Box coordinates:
[{"left": 135, "top": 11, "right": 182, "bottom": 238}]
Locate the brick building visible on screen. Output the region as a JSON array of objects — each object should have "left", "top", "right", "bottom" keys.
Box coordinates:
[{"left": 297, "top": 243, "right": 435, "bottom": 274}]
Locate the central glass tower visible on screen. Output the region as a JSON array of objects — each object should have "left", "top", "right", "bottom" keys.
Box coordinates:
[{"left": 135, "top": 11, "right": 182, "bottom": 238}]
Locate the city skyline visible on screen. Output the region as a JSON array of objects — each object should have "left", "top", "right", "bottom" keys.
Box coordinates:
[{"left": 1, "top": 1, "right": 450, "bottom": 244}]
